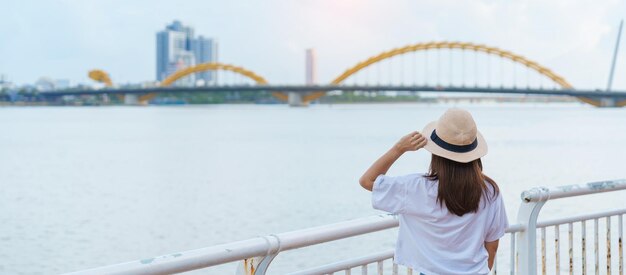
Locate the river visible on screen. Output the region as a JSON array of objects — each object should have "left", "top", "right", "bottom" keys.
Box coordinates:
[{"left": 1, "top": 103, "right": 625, "bottom": 274}]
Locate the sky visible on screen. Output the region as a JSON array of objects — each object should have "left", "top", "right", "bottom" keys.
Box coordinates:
[{"left": 1, "top": 0, "right": 625, "bottom": 90}]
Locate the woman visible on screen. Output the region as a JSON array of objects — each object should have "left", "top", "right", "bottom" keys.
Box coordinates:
[{"left": 359, "top": 108, "right": 508, "bottom": 275}]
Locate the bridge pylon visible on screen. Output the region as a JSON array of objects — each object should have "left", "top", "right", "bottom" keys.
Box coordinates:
[
  {"left": 600, "top": 97, "right": 617, "bottom": 107},
  {"left": 288, "top": 92, "right": 307, "bottom": 107},
  {"left": 124, "top": 94, "right": 139, "bottom": 105}
]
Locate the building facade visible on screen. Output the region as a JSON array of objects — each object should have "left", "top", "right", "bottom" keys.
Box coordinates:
[
  {"left": 156, "top": 20, "right": 218, "bottom": 85},
  {"left": 192, "top": 36, "right": 218, "bottom": 84}
]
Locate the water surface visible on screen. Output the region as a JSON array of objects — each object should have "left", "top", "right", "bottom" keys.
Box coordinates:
[{"left": 1, "top": 103, "right": 624, "bottom": 274}]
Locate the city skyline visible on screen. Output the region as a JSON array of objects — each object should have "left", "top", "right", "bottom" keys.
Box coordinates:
[{"left": 1, "top": 0, "right": 625, "bottom": 90}]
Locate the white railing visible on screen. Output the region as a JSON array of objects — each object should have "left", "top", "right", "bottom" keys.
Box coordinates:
[
  {"left": 66, "top": 179, "right": 626, "bottom": 275},
  {"left": 516, "top": 180, "right": 626, "bottom": 275}
]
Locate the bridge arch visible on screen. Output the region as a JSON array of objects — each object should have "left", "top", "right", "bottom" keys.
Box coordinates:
[
  {"left": 139, "top": 62, "right": 287, "bottom": 103},
  {"left": 302, "top": 41, "right": 601, "bottom": 106}
]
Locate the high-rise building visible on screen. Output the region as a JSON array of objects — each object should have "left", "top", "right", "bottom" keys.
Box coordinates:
[
  {"left": 156, "top": 29, "right": 188, "bottom": 82},
  {"left": 192, "top": 36, "right": 218, "bottom": 83},
  {"left": 156, "top": 20, "right": 218, "bottom": 85},
  {"left": 305, "top": 49, "right": 317, "bottom": 85}
]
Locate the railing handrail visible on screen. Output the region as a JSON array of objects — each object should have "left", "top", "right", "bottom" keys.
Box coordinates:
[
  {"left": 66, "top": 214, "right": 398, "bottom": 275},
  {"left": 521, "top": 179, "right": 626, "bottom": 202},
  {"left": 66, "top": 208, "right": 626, "bottom": 275},
  {"left": 66, "top": 180, "right": 626, "bottom": 275},
  {"left": 536, "top": 208, "right": 626, "bottom": 228},
  {"left": 516, "top": 178, "right": 626, "bottom": 275}
]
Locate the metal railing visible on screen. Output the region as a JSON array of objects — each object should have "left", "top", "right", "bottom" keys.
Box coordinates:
[
  {"left": 67, "top": 179, "right": 626, "bottom": 275},
  {"left": 516, "top": 180, "right": 626, "bottom": 275}
]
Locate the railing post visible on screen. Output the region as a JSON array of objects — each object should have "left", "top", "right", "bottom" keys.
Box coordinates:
[
  {"left": 517, "top": 187, "right": 550, "bottom": 275},
  {"left": 236, "top": 235, "right": 281, "bottom": 275}
]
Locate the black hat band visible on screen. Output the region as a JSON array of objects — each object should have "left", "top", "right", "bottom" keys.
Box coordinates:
[{"left": 430, "top": 130, "right": 478, "bottom": 153}]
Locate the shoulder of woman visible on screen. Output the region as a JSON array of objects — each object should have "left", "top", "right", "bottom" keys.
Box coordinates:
[{"left": 401, "top": 173, "right": 431, "bottom": 183}]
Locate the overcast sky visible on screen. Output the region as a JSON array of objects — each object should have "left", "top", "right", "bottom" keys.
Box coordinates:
[{"left": 1, "top": 0, "right": 625, "bottom": 90}]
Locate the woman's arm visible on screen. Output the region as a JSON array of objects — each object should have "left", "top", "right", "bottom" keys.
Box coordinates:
[
  {"left": 359, "top": 131, "right": 427, "bottom": 191},
  {"left": 485, "top": 240, "right": 499, "bottom": 270}
]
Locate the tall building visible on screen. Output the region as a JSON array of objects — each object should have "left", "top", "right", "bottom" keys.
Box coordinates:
[
  {"left": 305, "top": 49, "right": 317, "bottom": 85},
  {"left": 156, "top": 29, "right": 188, "bottom": 82},
  {"left": 192, "top": 36, "right": 218, "bottom": 83},
  {"left": 156, "top": 20, "right": 218, "bottom": 85}
]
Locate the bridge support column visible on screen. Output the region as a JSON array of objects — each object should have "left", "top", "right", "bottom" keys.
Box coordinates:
[
  {"left": 288, "top": 92, "right": 307, "bottom": 107},
  {"left": 599, "top": 97, "right": 617, "bottom": 107},
  {"left": 124, "top": 94, "right": 139, "bottom": 105}
]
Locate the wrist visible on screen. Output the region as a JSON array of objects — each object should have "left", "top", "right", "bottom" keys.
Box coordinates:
[{"left": 391, "top": 145, "right": 405, "bottom": 155}]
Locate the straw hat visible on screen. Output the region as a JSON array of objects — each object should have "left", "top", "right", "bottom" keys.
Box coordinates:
[{"left": 422, "top": 108, "right": 487, "bottom": 163}]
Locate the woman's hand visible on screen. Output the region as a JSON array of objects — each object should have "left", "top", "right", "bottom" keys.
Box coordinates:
[
  {"left": 393, "top": 131, "right": 427, "bottom": 153},
  {"left": 359, "top": 131, "right": 427, "bottom": 191}
]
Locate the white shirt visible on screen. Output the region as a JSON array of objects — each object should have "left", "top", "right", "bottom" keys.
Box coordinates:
[{"left": 372, "top": 173, "right": 508, "bottom": 275}]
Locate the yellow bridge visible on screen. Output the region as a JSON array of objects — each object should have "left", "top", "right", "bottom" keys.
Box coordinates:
[{"left": 89, "top": 41, "right": 626, "bottom": 107}]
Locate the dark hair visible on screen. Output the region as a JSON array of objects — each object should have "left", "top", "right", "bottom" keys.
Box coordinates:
[{"left": 425, "top": 154, "right": 499, "bottom": 216}]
